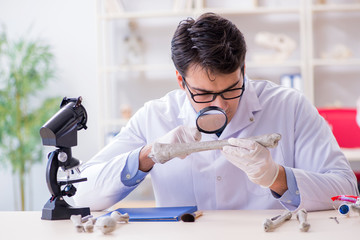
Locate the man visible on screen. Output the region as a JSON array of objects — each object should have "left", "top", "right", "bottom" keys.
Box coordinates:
[{"left": 74, "top": 13, "right": 358, "bottom": 211}]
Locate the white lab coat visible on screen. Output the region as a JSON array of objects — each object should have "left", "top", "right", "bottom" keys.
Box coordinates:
[{"left": 74, "top": 78, "right": 358, "bottom": 211}]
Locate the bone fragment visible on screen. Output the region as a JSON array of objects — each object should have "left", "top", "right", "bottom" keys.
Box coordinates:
[
  {"left": 81, "top": 214, "right": 94, "bottom": 223},
  {"left": 110, "top": 211, "right": 130, "bottom": 223},
  {"left": 95, "top": 216, "right": 117, "bottom": 234},
  {"left": 263, "top": 211, "right": 292, "bottom": 232},
  {"left": 149, "top": 133, "right": 281, "bottom": 164},
  {"left": 351, "top": 204, "right": 360, "bottom": 215},
  {"left": 296, "top": 209, "right": 310, "bottom": 232},
  {"left": 84, "top": 219, "right": 95, "bottom": 233},
  {"left": 70, "top": 215, "right": 84, "bottom": 233}
]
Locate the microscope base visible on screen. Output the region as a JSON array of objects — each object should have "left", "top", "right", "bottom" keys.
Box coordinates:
[{"left": 41, "top": 196, "right": 90, "bottom": 220}]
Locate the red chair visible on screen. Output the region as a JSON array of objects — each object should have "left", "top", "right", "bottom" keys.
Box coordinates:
[
  {"left": 318, "top": 108, "right": 360, "bottom": 192},
  {"left": 317, "top": 108, "right": 360, "bottom": 148}
]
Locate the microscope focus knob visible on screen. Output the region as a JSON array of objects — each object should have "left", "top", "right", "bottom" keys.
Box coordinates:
[
  {"left": 58, "top": 152, "right": 68, "bottom": 162},
  {"left": 63, "top": 184, "right": 77, "bottom": 197}
]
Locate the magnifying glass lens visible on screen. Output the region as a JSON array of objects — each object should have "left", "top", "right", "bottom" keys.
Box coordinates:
[{"left": 196, "top": 106, "right": 228, "bottom": 134}]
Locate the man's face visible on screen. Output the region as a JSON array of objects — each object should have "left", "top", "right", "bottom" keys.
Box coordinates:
[{"left": 176, "top": 65, "right": 244, "bottom": 123}]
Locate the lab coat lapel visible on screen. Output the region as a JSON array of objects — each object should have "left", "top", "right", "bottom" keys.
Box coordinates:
[
  {"left": 177, "top": 93, "right": 198, "bottom": 128},
  {"left": 220, "top": 77, "right": 262, "bottom": 139}
]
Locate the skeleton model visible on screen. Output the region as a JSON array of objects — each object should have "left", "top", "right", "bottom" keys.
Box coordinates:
[
  {"left": 321, "top": 44, "right": 353, "bottom": 60},
  {"left": 123, "top": 20, "right": 144, "bottom": 65},
  {"left": 253, "top": 32, "right": 296, "bottom": 62},
  {"left": 103, "top": 0, "right": 123, "bottom": 14}
]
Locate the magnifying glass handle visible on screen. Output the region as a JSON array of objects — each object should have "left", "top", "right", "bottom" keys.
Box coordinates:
[{"left": 149, "top": 133, "right": 281, "bottom": 164}]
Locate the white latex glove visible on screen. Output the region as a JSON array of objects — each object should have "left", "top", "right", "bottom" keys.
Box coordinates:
[
  {"left": 222, "top": 138, "right": 280, "bottom": 188},
  {"left": 149, "top": 125, "right": 202, "bottom": 164}
]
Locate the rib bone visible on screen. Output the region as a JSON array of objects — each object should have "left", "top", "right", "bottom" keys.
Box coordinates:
[{"left": 149, "top": 133, "right": 281, "bottom": 164}]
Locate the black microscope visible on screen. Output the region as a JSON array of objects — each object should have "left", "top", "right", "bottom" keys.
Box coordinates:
[{"left": 40, "top": 96, "right": 90, "bottom": 220}]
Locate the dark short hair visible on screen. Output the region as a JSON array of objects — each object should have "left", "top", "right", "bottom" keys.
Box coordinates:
[{"left": 171, "top": 12, "right": 247, "bottom": 79}]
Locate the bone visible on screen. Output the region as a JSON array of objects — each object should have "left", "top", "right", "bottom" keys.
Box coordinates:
[
  {"left": 81, "top": 215, "right": 94, "bottom": 223},
  {"left": 263, "top": 211, "right": 292, "bottom": 232},
  {"left": 95, "top": 216, "right": 117, "bottom": 234},
  {"left": 149, "top": 133, "right": 281, "bottom": 164},
  {"left": 296, "top": 209, "right": 310, "bottom": 232},
  {"left": 110, "top": 211, "right": 130, "bottom": 223},
  {"left": 84, "top": 219, "right": 95, "bottom": 233},
  {"left": 351, "top": 204, "right": 360, "bottom": 215},
  {"left": 70, "top": 215, "right": 84, "bottom": 233}
]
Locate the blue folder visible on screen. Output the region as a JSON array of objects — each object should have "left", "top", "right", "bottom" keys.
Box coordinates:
[{"left": 99, "top": 206, "right": 198, "bottom": 222}]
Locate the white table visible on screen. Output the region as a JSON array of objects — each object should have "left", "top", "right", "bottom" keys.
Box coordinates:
[{"left": 1, "top": 209, "right": 359, "bottom": 240}]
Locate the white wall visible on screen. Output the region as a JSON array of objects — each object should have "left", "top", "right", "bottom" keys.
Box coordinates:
[{"left": 0, "top": 0, "right": 99, "bottom": 210}]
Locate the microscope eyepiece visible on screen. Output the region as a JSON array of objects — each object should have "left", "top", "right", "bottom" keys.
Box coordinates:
[{"left": 40, "top": 96, "right": 87, "bottom": 148}]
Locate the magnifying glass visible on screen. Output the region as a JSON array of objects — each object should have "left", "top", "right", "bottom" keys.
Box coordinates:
[{"left": 196, "top": 106, "right": 228, "bottom": 134}]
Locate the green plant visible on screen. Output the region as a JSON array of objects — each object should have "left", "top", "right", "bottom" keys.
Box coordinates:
[{"left": 0, "top": 29, "right": 60, "bottom": 210}]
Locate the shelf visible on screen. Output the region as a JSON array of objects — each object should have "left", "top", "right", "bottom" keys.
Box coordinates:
[
  {"left": 99, "top": 64, "right": 175, "bottom": 73},
  {"left": 201, "top": 7, "right": 300, "bottom": 15},
  {"left": 98, "top": 10, "right": 193, "bottom": 20},
  {"left": 98, "top": 61, "right": 302, "bottom": 74},
  {"left": 98, "top": 6, "right": 301, "bottom": 20},
  {"left": 246, "top": 60, "right": 302, "bottom": 68},
  {"left": 312, "top": 4, "right": 360, "bottom": 12},
  {"left": 312, "top": 58, "right": 360, "bottom": 67}
]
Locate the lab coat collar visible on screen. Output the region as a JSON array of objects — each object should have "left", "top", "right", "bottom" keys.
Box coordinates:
[
  {"left": 219, "top": 76, "right": 262, "bottom": 139},
  {"left": 178, "top": 91, "right": 198, "bottom": 127}
]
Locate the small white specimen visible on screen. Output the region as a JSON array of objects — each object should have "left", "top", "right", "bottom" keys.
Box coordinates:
[
  {"left": 95, "top": 216, "right": 117, "bottom": 234},
  {"left": 321, "top": 44, "right": 352, "bottom": 60},
  {"left": 84, "top": 219, "right": 95, "bottom": 233},
  {"left": 263, "top": 211, "right": 292, "bottom": 232},
  {"left": 296, "top": 209, "right": 310, "bottom": 232},
  {"left": 81, "top": 214, "right": 94, "bottom": 223},
  {"left": 253, "top": 32, "right": 296, "bottom": 62},
  {"left": 351, "top": 204, "right": 360, "bottom": 215},
  {"left": 110, "top": 211, "right": 130, "bottom": 223},
  {"left": 70, "top": 215, "right": 84, "bottom": 233}
]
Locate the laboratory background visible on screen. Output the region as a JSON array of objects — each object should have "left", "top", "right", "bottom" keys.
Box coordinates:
[{"left": 1, "top": 0, "right": 360, "bottom": 211}]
